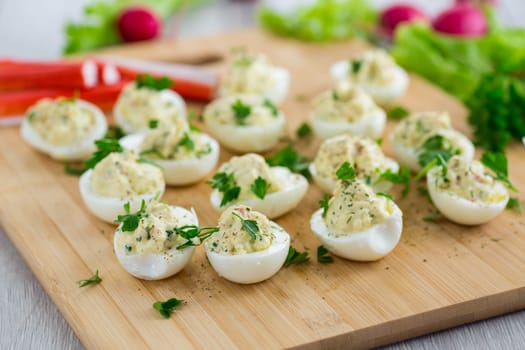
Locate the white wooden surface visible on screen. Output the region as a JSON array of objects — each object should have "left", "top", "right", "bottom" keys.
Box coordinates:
[{"left": 1, "top": 0, "right": 525, "bottom": 349}]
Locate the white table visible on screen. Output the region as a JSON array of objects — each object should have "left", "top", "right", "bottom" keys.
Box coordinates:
[{"left": 1, "top": 0, "right": 524, "bottom": 349}]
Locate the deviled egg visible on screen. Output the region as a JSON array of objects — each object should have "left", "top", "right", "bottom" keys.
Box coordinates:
[
  {"left": 331, "top": 49, "right": 409, "bottom": 105},
  {"left": 203, "top": 94, "right": 285, "bottom": 153},
  {"left": 79, "top": 150, "right": 165, "bottom": 223},
  {"left": 219, "top": 51, "right": 289, "bottom": 104},
  {"left": 20, "top": 97, "right": 107, "bottom": 161},
  {"left": 426, "top": 155, "right": 509, "bottom": 225},
  {"left": 310, "top": 134, "right": 399, "bottom": 194},
  {"left": 114, "top": 201, "right": 200, "bottom": 280},
  {"left": 205, "top": 205, "right": 290, "bottom": 284},
  {"left": 113, "top": 81, "right": 186, "bottom": 134},
  {"left": 390, "top": 111, "right": 474, "bottom": 172},
  {"left": 310, "top": 179, "right": 403, "bottom": 261},
  {"left": 120, "top": 118, "right": 219, "bottom": 186},
  {"left": 310, "top": 81, "right": 386, "bottom": 140},
  {"left": 209, "top": 153, "right": 308, "bottom": 219}
]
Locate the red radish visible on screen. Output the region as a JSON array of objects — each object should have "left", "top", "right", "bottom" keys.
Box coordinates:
[
  {"left": 117, "top": 6, "right": 162, "bottom": 42},
  {"left": 380, "top": 4, "right": 428, "bottom": 36},
  {"left": 433, "top": 4, "right": 487, "bottom": 37}
]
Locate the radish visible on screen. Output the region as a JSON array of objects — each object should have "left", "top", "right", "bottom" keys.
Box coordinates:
[
  {"left": 380, "top": 4, "right": 428, "bottom": 36},
  {"left": 117, "top": 6, "right": 162, "bottom": 42},
  {"left": 433, "top": 4, "right": 487, "bottom": 37}
]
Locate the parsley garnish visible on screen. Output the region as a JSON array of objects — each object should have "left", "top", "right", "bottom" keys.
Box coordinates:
[
  {"left": 173, "top": 225, "right": 220, "bottom": 250},
  {"left": 296, "top": 122, "right": 312, "bottom": 138},
  {"left": 115, "top": 200, "right": 146, "bottom": 232},
  {"left": 266, "top": 145, "right": 311, "bottom": 179},
  {"left": 148, "top": 119, "right": 159, "bottom": 129},
  {"left": 177, "top": 132, "right": 195, "bottom": 151},
  {"left": 250, "top": 176, "right": 270, "bottom": 199},
  {"left": 208, "top": 172, "right": 241, "bottom": 207},
  {"left": 85, "top": 138, "right": 124, "bottom": 169},
  {"left": 284, "top": 246, "right": 309, "bottom": 267},
  {"left": 153, "top": 298, "right": 184, "bottom": 319},
  {"left": 263, "top": 99, "right": 278, "bottom": 116},
  {"left": 376, "top": 167, "right": 411, "bottom": 198},
  {"left": 417, "top": 135, "right": 458, "bottom": 168},
  {"left": 232, "top": 212, "right": 259, "bottom": 241},
  {"left": 317, "top": 246, "right": 333, "bottom": 264},
  {"left": 481, "top": 152, "right": 517, "bottom": 192},
  {"left": 415, "top": 154, "right": 449, "bottom": 181},
  {"left": 422, "top": 210, "right": 443, "bottom": 222},
  {"left": 27, "top": 111, "right": 36, "bottom": 122},
  {"left": 64, "top": 163, "right": 87, "bottom": 176},
  {"left": 387, "top": 106, "right": 410, "bottom": 120},
  {"left": 377, "top": 192, "right": 393, "bottom": 200},
  {"left": 335, "top": 162, "right": 356, "bottom": 181},
  {"left": 136, "top": 74, "right": 173, "bottom": 91},
  {"left": 351, "top": 59, "right": 362, "bottom": 74},
  {"left": 105, "top": 125, "right": 126, "bottom": 140},
  {"left": 231, "top": 99, "right": 251, "bottom": 125},
  {"left": 506, "top": 197, "right": 522, "bottom": 213},
  {"left": 319, "top": 193, "right": 330, "bottom": 218},
  {"left": 76, "top": 270, "right": 102, "bottom": 288},
  {"left": 189, "top": 123, "right": 201, "bottom": 133}
]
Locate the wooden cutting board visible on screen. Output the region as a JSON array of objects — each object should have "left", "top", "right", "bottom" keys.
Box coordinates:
[{"left": 1, "top": 28, "right": 524, "bottom": 349}]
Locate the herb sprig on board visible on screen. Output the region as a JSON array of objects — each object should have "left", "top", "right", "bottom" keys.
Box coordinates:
[
  {"left": 284, "top": 246, "right": 309, "bottom": 267},
  {"left": 76, "top": 270, "right": 102, "bottom": 288},
  {"left": 153, "top": 298, "right": 184, "bottom": 319}
]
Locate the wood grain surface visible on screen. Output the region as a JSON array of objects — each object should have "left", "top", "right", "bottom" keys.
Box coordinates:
[{"left": 1, "top": 28, "right": 525, "bottom": 349}]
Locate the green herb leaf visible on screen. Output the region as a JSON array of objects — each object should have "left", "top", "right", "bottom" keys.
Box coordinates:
[
  {"left": 481, "top": 152, "right": 517, "bottom": 192},
  {"left": 136, "top": 74, "right": 173, "bottom": 91},
  {"left": 189, "top": 123, "right": 201, "bottom": 133},
  {"left": 417, "top": 135, "right": 458, "bottom": 168},
  {"left": 423, "top": 210, "right": 443, "bottom": 222},
  {"left": 115, "top": 200, "right": 146, "bottom": 232},
  {"left": 232, "top": 212, "right": 259, "bottom": 241},
  {"left": 296, "top": 122, "right": 312, "bottom": 138},
  {"left": 266, "top": 145, "right": 312, "bottom": 179},
  {"left": 250, "top": 176, "right": 270, "bottom": 199},
  {"left": 319, "top": 193, "right": 330, "bottom": 218},
  {"left": 506, "top": 197, "right": 522, "bottom": 213},
  {"left": 221, "top": 187, "right": 241, "bottom": 207},
  {"left": 177, "top": 132, "right": 195, "bottom": 151},
  {"left": 149, "top": 119, "right": 159, "bottom": 129},
  {"left": 317, "top": 246, "right": 333, "bottom": 264},
  {"left": 231, "top": 99, "right": 251, "bottom": 125},
  {"left": 376, "top": 166, "right": 411, "bottom": 198},
  {"left": 76, "top": 270, "right": 102, "bottom": 288},
  {"left": 263, "top": 99, "right": 278, "bottom": 116},
  {"left": 351, "top": 59, "right": 362, "bottom": 74},
  {"left": 84, "top": 138, "right": 123, "bottom": 169},
  {"left": 153, "top": 298, "right": 184, "bottom": 319},
  {"left": 335, "top": 161, "right": 356, "bottom": 181},
  {"left": 104, "top": 125, "right": 126, "bottom": 140},
  {"left": 415, "top": 154, "right": 449, "bottom": 181},
  {"left": 387, "top": 106, "right": 410, "bottom": 120},
  {"left": 174, "top": 225, "right": 220, "bottom": 250},
  {"left": 208, "top": 172, "right": 241, "bottom": 206},
  {"left": 284, "top": 246, "right": 310, "bottom": 267},
  {"left": 377, "top": 192, "right": 393, "bottom": 200},
  {"left": 64, "top": 163, "right": 87, "bottom": 176}
]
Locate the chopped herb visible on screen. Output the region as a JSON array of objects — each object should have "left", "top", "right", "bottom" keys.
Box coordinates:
[
  {"left": 115, "top": 200, "right": 146, "bottom": 232},
  {"left": 84, "top": 138, "right": 123, "bottom": 169},
  {"left": 319, "top": 193, "right": 330, "bottom": 218},
  {"left": 481, "top": 152, "right": 517, "bottom": 192},
  {"left": 250, "top": 176, "right": 270, "bottom": 199},
  {"left": 417, "top": 135, "right": 458, "bottom": 168},
  {"left": 208, "top": 172, "right": 241, "bottom": 206},
  {"left": 153, "top": 298, "right": 184, "bottom": 319},
  {"left": 266, "top": 145, "right": 311, "bottom": 179},
  {"left": 234, "top": 54, "right": 254, "bottom": 67},
  {"left": 317, "top": 246, "right": 333, "bottom": 264},
  {"left": 76, "top": 270, "right": 102, "bottom": 288},
  {"left": 415, "top": 154, "right": 449, "bottom": 181},
  {"left": 221, "top": 187, "right": 240, "bottom": 207},
  {"left": 506, "top": 197, "right": 522, "bottom": 213},
  {"left": 263, "top": 99, "right": 278, "bottom": 116},
  {"left": 376, "top": 138, "right": 383, "bottom": 146},
  {"left": 148, "top": 119, "right": 159, "bottom": 129},
  {"left": 27, "top": 111, "right": 36, "bottom": 122},
  {"left": 284, "top": 246, "right": 309, "bottom": 267},
  {"left": 231, "top": 99, "right": 251, "bottom": 125},
  {"left": 423, "top": 210, "right": 443, "bottom": 222},
  {"left": 387, "top": 106, "right": 410, "bottom": 120},
  {"left": 189, "top": 123, "right": 201, "bottom": 133},
  {"left": 232, "top": 212, "right": 259, "bottom": 241},
  {"left": 376, "top": 167, "right": 411, "bottom": 198},
  {"left": 137, "top": 157, "right": 161, "bottom": 168},
  {"left": 377, "top": 192, "right": 393, "bottom": 200},
  {"left": 296, "top": 122, "right": 312, "bottom": 138},
  {"left": 177, "top": 132, "right": 195, "bottom": 151},
  {"left": 136, "top": 74, "right": 173, "bottom": 91},
  {"left": 335, "top": 162, "right": 356, "bottom": 181},
  {"left": 104, "top": 125, "right": 126, "bottom": 140},
  {"left": 124, "top": 244, "right": 132, "bottom": 252},
  {"left": 174, "top": 225, "right": 220, "bottom": 250},
  {"left": 332, "top": 90, "right": 340, "bottom": 100},
  {"left": 64, "top": 163, "right": 86, "bottom": 176},
  {"left": 351, "top": 59, "right": 362, "bottom": 74}
]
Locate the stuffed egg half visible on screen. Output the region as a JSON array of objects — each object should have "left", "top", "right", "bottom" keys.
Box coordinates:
[
  {"left": 114, "top": 201, "right": 198, "bottom": 280},
  {"left": 209, "top": 153, "right": 308, "bottom": 219},
  {"left": 310, "top": 179, "right": 403, "bottom": 261},
  {"left": 79, "top": 150, "right": 165, "bottom": 223},
  {"left": 205, "top": 205, "right": 290, "bottom": 284},
  {"left": 20, "top": 98, "right": 107, "bottom": 161}
]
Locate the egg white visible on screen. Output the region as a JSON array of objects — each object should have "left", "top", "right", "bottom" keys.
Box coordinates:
[
  {"left": 20, "top": 100, "right": 107, "bottom": 161},
  {"left": 119, "top": 132, "right": 220, "bottom": 186},
  {"left": 310, "top": 107, "right": 386, "bottom": 140},
  {"left": 330, "top": 61, "right": 409, "bottom": 106},
  {"left": 114, "top": 206, "right": 198, "bottom": 280},
  {"left": 204, "top": 113, "right": 285, "bottom": 153},
  {"left": 390, "top": 129, "right": 475, "bottom": 172},
  {"left": 113, "top": 89, "right": 187, "bottom": 134},
  {"left": 205, "top": 222, "right": 290, "bottom": 284},
  {"left": 426, "top": 166, "right": 509, "bottom": 225},
  {"left": 310, "top": 203, "right": 403, "bottom": 261},
  {"left": 79, "top": 169, "right": 165, "bottom": 224},
  {"left": 210, "top": 166, "right": 308, "bottom": 219},
  {"left": 309, "top": 158, "right": 399, "bottom": 195}
]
